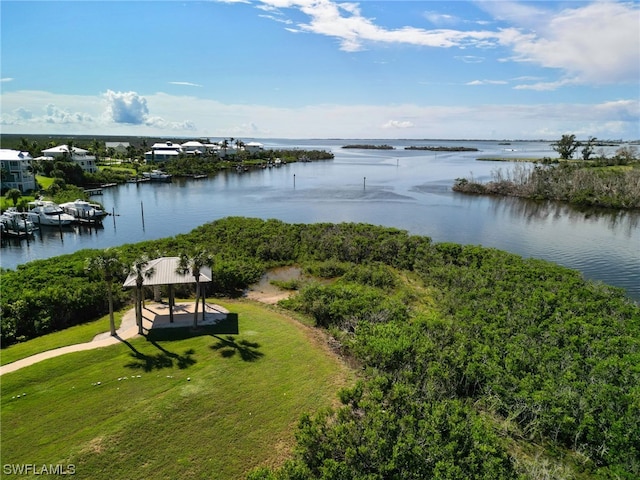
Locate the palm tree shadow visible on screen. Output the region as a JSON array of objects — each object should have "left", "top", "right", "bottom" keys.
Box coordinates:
[
  {"left": 210, "top": 335, "right": 264, "bottom": 362},
  {"left": 121, "top": 338, "right": 197, "bottom": 371}
]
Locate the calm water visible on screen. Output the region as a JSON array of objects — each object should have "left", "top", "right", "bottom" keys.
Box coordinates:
[{"left": 2, "top": 139, "right": 639, "bottom": 302}]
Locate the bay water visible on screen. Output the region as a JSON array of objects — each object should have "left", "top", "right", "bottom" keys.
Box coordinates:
[{"left": 2, "top": 139, "right": 638, "bottom": 302}]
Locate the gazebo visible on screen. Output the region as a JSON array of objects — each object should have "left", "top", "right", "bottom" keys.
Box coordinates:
[{"left": 122, "top": 257, "right": 212, "bottom": 324}]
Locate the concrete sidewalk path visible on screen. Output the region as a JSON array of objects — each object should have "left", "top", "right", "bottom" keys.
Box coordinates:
[
  {"left": 0, "top": 308, "right": 145, "bottom": 376},
  {"left": 0, "top": 302, "right": 230, "bottom": 376}
]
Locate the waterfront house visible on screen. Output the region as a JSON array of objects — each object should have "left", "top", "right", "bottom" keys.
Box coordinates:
[
  {"left": 181, "top": 141, "right": 206, "bottom": 155},
  {"left": 145, "top": 141, "right": 183, "bottom": 162},
  {"left": 41, "top": 145, "right": 98, "bottom": 173},
  {"left": 212, "top": 141, "right": 238, "bottom": 159},
  {"left": 245, "top": 142, "right": 264, "bottom": 155},
  {"left": 0, "top": 149, "right": 37, "bottom": 193},
  {"left": 204, "top": 143, "right": 221, "bottom": 155}
]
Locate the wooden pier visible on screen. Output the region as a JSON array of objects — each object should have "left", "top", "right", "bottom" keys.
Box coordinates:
[
  {"left": 127, "top": 177, "right": 150, "bottom": 184},
  {"left": 84, "top": 183, "right": 118, "bottom": 195}
]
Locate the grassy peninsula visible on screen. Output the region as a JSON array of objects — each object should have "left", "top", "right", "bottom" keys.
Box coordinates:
[{"left": 2, "top": 218, "right": 639, "bottom": 478}]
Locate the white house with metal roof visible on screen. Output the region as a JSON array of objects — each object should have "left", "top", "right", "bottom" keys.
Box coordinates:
[
  {"left": 0, "top": 149, "right": 37, "bottom": 192},
  {"left": 181, "top": 141, "right": 206, "bottom": 155},
  {"left": 244, "top": 142, "right": 264, "bottom": 154},
  {"left": 144, "top": 141, "right": 184, "bottom": 162},
  {"left": 40, "top": 145, "right": 98, "bottom": 173}
]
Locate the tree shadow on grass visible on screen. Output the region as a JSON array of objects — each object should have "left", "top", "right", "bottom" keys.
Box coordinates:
[
  {"left": 146, "top": 313, "right": 239, "bottom": 342},
  {"left": 121, "top": 338, "right": 197, "bottom": 372},
  {"left": 210, "top": 335, "right": 264, "bottom": 362}
]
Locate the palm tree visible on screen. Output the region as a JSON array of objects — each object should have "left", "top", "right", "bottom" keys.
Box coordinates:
[
  {"left": 18, "top": 137, "right": 31, "bottom": 154},
  {"left": 85, "top": 249, "right": 124, "bottom": 336},
  {"left": 5, "top": 188, "right": 22, "bottom": 207},
  {"left": 90, "top": 138, "right": 104, "bottom": 159},
  {"left": 176, "top": 249, "right": 214, "bottom": 328},
  {"left": 128, "top": 255, "right": 155, "bottom": 335}
]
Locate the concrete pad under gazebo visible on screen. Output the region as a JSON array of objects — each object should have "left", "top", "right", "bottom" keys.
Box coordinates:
[
  {"left": 143, "top": 301, "right": 229, "bottom": 329},
  {"left": 122, "top": 256, "right": 213, "bottom": 325}
]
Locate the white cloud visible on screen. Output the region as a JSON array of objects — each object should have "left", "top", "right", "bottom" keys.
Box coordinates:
[
  {"left": 145, "top": 115, "right": 197, "bottom": 131},
  {"left": 0, "top": 90, "right": 197, "bottom": 133},
  {"left": 44, "top": 104, "right": 94, "bottom": 124},
  {"left": 466, "top": 79, "right": 509, "bottom": 86},
  {"left": 259, "top": 1, "right": 639, "bottom": 89},
  {"left": 1, "top": 78, "right": 14, "bottom": 83},
  {"left": 169, "top": 81, "right": 203, "bottom": 87},
  {"left": 455, "top": 55, "right": 485, "bottom": 64},
  {"left": 14, "top": 107, "right": 33, "bottom": 120},
  {"left": 513, "top": 78, "right": 575, "bottom": 91},
  {"left": 383, "top": 120, "right": 415, "bottom": 129},
  {"left": 423, "top": 11, "right": 459, "bottom": 25},
  {"left": 103, "top": 90, "right": 149, "bottom": 124},
  {"left": 498, "top": 2, "right": 640, "bottom": 86},
  {"left": 258, "top": 14, "right": 293, "bottom": 24},
  {"left": 258, "top": 0, "right": 510, "bottom": 52}
]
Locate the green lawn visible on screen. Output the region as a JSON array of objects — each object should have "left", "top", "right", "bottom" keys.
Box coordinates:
[
  {"left": 0, "top": 299, "right": 353, "bottom": 480},
  {"left": 0, "top": 309, "right": 127, "bottom": 366},
  {"left": 36, "top": 174, "right": 55, "bottom": 190},
  {"left": 98, "top": 165, "right": 136, "bottom": 175}
]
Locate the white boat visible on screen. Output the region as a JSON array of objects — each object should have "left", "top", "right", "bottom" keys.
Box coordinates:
[
  {"left": 59, "top": 199, "right": 107, "bottom": 222},
  {"left": 26, "top": 200, "right": 75, "bottom": 226},
  {"left": 1, "top": 208, "right": 38, "bottom": 233},
  {"left": 142, "top": 170, "right": 172, "bottom": 182}
]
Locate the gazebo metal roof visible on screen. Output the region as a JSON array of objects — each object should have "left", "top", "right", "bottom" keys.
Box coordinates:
[{"left": 122, "top": 257, "right": 212, "bottom": 288}]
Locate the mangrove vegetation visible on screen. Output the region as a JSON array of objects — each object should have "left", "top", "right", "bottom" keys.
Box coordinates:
[
  {"left": 454, "top": 141, "right": 640, "bottom": 209},
  {"left": 1, "top": 217, "right": 638, "bottom": 478}
]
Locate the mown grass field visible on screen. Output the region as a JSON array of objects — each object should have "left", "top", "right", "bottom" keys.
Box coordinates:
[
  {"left": 0, "top": 309, "right": 127, "bottom": 366},
  {"left": 1, "top": 300, "right": 353, "bottom": 479}
]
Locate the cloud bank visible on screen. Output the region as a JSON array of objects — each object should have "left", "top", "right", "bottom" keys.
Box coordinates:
[{"left": 1, "top": 89, "right": 637, "bottom": 140}]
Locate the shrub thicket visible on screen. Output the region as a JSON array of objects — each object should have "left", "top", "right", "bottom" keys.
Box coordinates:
[{"left": 2, "top": 217, "right": 638, "bottom": 478}]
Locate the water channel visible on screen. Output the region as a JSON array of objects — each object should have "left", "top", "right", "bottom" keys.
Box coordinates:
[{"left": 2, "top": 139, "right": 639, "bottom": 302}]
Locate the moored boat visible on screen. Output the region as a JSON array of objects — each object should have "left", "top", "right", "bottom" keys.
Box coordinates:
[
  {"left": 59, "top": 199, "right": 107, "bottom": 222},
  {"left": 1, "top": 208, "right": 38, "bottom": 233},
  {"left": 142, "top": 170, "right": 172, "bottom": 182},
  {"left": 26, "top": 200, "right": 76, "bottom": 226}
]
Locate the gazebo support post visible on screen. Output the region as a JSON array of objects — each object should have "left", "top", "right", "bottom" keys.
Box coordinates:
[
  {"left": 169, "top": 284, "right": 174, "bottom": 323},
  {"left": 202, "top": 285, "right": 206, "bottom": 323}
]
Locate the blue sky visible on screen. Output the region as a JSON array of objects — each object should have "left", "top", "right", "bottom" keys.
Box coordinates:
[{"left": 1, "top": 0, "right": 638, "bottom": 139}]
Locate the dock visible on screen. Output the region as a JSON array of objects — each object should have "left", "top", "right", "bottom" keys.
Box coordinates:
[
  {"left": 84, "top": 183, "right": 117, "bottom": 195},
  {"left": 0, "top": 227, "right": 36, "bottom": 243},
  {"left": 127, "top": 177, "right": 150, "bottom": 184}
]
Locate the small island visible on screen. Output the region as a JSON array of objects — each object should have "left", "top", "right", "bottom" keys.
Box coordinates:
[
  {"left": 341, "top": 144, "right": 395, "bottom": 150},
  {"left": 405, "top": 145, "right": 478, "bottom": 152}
]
